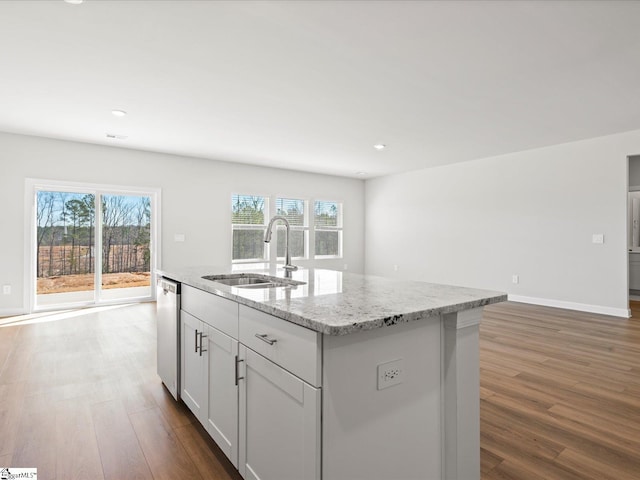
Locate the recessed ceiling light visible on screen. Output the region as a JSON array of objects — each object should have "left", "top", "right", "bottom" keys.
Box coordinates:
[
  {"left": 106, "top": 133, "right": 128, "bottom": 140},
  {"left": 373, "top": 144, "right": 386, "bottom": 150},
  {"left": 111, "top": 109, "right": 127, "bottom": 117},
  {"left": 64, "top": 0, "right": 84, "bottom": 4},
  {"left": 356, "top": 171, "right": 367, "bottom": 176}
]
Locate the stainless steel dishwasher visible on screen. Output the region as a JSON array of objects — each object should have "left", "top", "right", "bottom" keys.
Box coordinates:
[{"left": 157, "top": 276, "right": 180, "bottom": 400}]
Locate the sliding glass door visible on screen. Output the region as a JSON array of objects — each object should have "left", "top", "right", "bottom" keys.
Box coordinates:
[
  {"left": 32, "top": 182, "right": 158, "bottom": 310},
  {"left": 36, "top": 191, "right": 96, "bottom": 306},
  {"left": 100, "top": 194, "right": 152, "bottom": 301}
]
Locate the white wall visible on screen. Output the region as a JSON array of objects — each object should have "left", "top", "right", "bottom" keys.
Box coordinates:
[
  {"left": 0, "top": 132, "right": 365, "bottom": 315},
  {"left": 5, "top": 127, "right": 638, "bottom": 317},
  {"left": 365, "top": 129, "right": 640, "bottom": 317}
]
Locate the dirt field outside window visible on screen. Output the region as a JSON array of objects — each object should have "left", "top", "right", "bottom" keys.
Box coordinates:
[{"left": 37, "top": 272, "right": 151, "bottom": 294}]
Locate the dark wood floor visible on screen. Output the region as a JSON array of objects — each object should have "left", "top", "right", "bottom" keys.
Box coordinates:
[{"left": 0, "top": 301, "right": 638, "bottom": 479}]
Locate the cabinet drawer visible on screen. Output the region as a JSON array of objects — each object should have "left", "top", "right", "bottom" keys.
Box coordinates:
[
  {"left": 182, "top": 285, "right": 239, "bottom": 339},
  {"left": 239, "top": 305, "right": 321, "bottom": 387}
]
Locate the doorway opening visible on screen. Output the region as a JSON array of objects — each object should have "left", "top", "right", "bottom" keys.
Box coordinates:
[
  {"left": 28, "top": 179, "right": 160, "bottom": 311},
  {"left": 627, "top": 156, "right": 640, "bottom": 313}
]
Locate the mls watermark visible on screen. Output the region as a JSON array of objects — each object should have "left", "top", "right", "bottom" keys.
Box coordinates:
[{"left": 0, "top": 468, "right": 37, "bottom": 480}]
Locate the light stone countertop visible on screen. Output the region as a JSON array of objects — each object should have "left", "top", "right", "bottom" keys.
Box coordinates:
[{"left": 157, "top": 265, "right": 507, "bottom": 335}]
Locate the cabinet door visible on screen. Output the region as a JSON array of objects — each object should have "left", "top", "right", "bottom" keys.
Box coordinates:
[
  {"left": 205, "top": 325, "right": 239, "bottom": 467},
  {"left": 239, "top": 345, "right": 321, "bottom": 480},
  {"left": 180, "top": 310, "right": 206, "bottom": 423},
  {"left": 630, "top": 255, "right": 640, "bottom": 289}
]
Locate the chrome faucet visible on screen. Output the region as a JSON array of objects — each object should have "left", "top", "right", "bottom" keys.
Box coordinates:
[{"left": 264, "top": 215, "right": 298, "bottom": 277}]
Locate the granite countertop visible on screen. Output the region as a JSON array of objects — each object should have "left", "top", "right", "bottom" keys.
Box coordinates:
[{"left": 157, "top": 265, "right": 507, "bottom": 335}]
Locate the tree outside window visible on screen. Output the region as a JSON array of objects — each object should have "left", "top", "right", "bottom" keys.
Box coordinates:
[
  {"left": 275, "top": 197, "right": 307, "bottom": 259},
  {"left": 314, "top": 200, "right": 342, "bottom": 257},
  {"left": 232, "top": 195, "right": 342, "bottom": 263},
  {"left": 232, "top": 194, "right": 267, "bottom": 261}
]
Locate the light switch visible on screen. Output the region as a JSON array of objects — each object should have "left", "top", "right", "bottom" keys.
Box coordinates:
[{"left": 592, "top": 234, "right": 604, "bottom": 244}]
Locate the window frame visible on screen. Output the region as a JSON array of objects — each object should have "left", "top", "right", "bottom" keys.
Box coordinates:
[
  {"left": 25, "top": 177, "right": 160, "bottom": 313},
  {"left": 313, "top": 199, "right": 343, "bottom": 259},
  {"left": 231, "top": 194, "right": 344, "bottom": 265},
  {"left": 231, "top": 193, "right": 270, "bottom": 264},
  {"left": 274, "top": 196, "right": 309, "bottom": 261}
]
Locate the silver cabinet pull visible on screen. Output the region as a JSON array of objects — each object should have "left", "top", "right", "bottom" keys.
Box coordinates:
[
  {"left": 195, "top": 329, "right": 199, "bottom": 353},
  {"left": 199, "top": 332, "right": 207, "bottom": 357},
  {"left": 235, "top": 355, "right": 244, "bottom": 386},
  {"left": 255, "top": 333, "right": 277, "bottom": 345}
]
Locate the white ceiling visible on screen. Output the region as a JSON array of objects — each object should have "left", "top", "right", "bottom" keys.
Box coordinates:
[{"left": 2, "top": 0, "right": 640, "bottom": 178}]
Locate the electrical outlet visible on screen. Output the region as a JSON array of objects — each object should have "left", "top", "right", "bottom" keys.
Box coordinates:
[
  {"left": 377, "top": 358, "right": 404, "bottom": 390},
  {"left": 174, "top": 233, "right": 185, "bottom": 242},
  {"left": 2, "top": 285, "right": 11, "bottom": 295},
  {"left": 344, "top": 263, "right": 348, "bottom": 271},
  {"left": 592, "top": 234, "right": 604, "bottom": 244},
  {"left": 512, "top": 275, "right": 519, "bottom": 284},
  {"left": 393, "top": 264, "right": 399, "bottom": 272}
]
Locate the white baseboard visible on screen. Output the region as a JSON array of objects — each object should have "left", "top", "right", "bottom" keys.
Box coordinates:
[
  {"left": 508, "top": 295, "right": 630, "bottom": 318},
  {"left": 0, "top": 308, "right": 26, "bottom": 317}
]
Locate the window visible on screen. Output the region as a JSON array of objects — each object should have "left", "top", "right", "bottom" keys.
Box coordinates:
[
  {"left": 314, "top": 200, "right": 342, "bottom": 258},
  {"left": 231, "top": 194, "right": 343, "bottom": 263},
  {"left": 29, "top": 178, "right": 159, "bottom": 311},
  {"left": 232, "top": 194, "right": 268, "bottom": 262},
  {"left": 275, "top": 197, "right": 307, "bottom": 260}
]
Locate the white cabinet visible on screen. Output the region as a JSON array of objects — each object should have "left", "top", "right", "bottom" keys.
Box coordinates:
[
  {"left": 180, "top": 310, "right": 207, "bottom": 424},
  {"left": 238, "top": 345, "right": 321, "bottom": 480},
  {"left": 239, "top": 305, "right": 321, "bottom": 387},
  {"left": 630, "top": 253, "right": 640, "bottom": 290},
  {"left": 204, "top": 324, "right": 239, "bottom": 467},
  {"left": 182, "top": 284, "right": 239, "bottom": 338},
  {"left": 182, "top": 285, "right": 240, "bottom": 467},
  {"left": 179, "top": 285, "right": 321, "bottom": 480},
  {"left": 237, "top": 305, "right": 321, "bottom": 480},
  {"left": 171, "top": 281, "right": 484, "bottom": 480}
]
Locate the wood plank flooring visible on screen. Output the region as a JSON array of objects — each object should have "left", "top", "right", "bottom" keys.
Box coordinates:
[
  {"left": 481, "top": 301, "right": 640, "bottom": 479},
  {"left": 0, "top": 301, "right": 638, "bottom": 479},
  {"left": 0, "top": 304, "right": 242, "bottom": 480}
]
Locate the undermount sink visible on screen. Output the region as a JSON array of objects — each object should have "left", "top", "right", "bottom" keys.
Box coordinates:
[
  {"left": 212, "top": 277, "right": 273, "bottom": 286},
  {"left": 202, "top": 274, "right": 305, "bottom": 289}
]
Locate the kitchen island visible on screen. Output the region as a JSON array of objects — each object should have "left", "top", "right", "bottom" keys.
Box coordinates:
[{"left": 157, "top": 266, "right": 506, "bottom": 480}]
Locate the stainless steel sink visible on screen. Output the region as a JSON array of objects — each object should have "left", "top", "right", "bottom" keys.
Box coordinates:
[
  {"left": 202, "top": 274, "right": 305, "bottom": 289},
  {"left": 211, "top": 277, "right": 272, "bottom": 286}
]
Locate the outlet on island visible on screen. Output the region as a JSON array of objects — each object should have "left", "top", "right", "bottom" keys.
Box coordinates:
[{"left": 377, "top": 358, "right": 404, "bottom": 390}]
